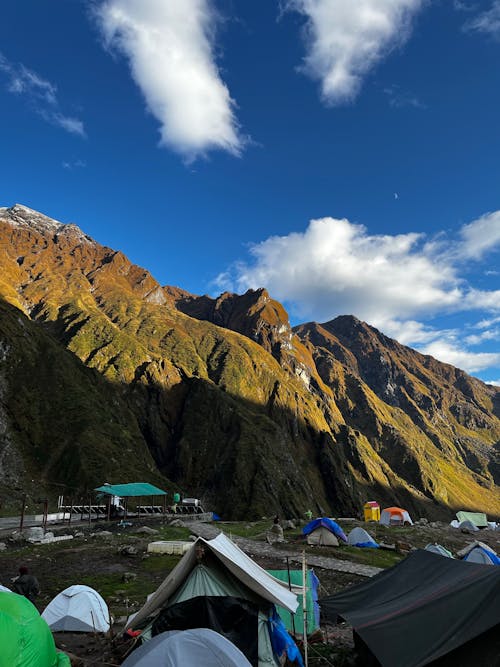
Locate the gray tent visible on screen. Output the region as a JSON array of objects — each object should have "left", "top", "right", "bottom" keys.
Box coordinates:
[
  {"left": 122, "top": 628, "right": 252, "bottom": 667},
  {"left": 424, "top": 544, "right": 454, "bottom": 558}
]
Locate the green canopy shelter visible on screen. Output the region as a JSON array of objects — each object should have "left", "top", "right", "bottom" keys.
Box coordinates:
[
  {"left": 94, "top": 483, "right": 167, "bottom": 497},
  {"left": 0, "top": 591, "right": 70, "bottom": 667}
]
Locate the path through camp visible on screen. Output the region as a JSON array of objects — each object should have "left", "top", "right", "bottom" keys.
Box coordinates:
[{"left": 188, "top": 522, "right": 383, "bottom": 577}]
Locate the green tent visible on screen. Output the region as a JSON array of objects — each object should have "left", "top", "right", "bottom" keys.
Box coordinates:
[
  {"left": 456, "top": 511, "right": 488, "bottom": 528},
  {"left": 267, "top": 569, "right": 320, "bottom": 635},
  {"left": 94, "top": 482, "right": 167, "bottom": 496},
  {"left": 0, "top": 591, "right": 70, "bottom": 667}
]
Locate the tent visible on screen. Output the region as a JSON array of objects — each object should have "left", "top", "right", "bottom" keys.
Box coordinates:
[
  {"left": 319, "top": 550, "right": 500, "bottom": 667},
  {"left": 42, "top": 585, "right": 110, "bottom": 632},
  {"left": 458, "top": 520, "right": 479, "bottom": 532},
  {"left": 463, "top": 547, "right": 500, "bottom": 566},
  {"left": 267, "top": 569, "right": 320, "bottom": 635},
  {"left": 457, "top": 541, "right": 496, "bottom": 558},
  {"left": 424, "top": 544, "right": 454, "bottom": 558},
  {"left": 126, "top": 533, "right": 301, "bottom": 666},
  {"left": 347, "top": 527, "right": 379, "bottom": 548},
  {"left": 456, "top": 511, "right": 488, "bottom": 528},
  {"left": 122, "top": 628, "right": 252, "bottom": 667},
  {"left": 0, "top": 591, "right": 70, "bottom": 667},
  {"left": 0, "top": 585, "right": 11, "bottom": 593},
  {"left": 379, "top": 507, "right": 413, "bottom": 526},
  {"left": 302, "top": 518, "right": 347, "bottom": 546}
]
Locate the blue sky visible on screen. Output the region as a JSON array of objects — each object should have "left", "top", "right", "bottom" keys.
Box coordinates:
[{"left": 1, "top": 0, "right": 500, "bottom": 383}]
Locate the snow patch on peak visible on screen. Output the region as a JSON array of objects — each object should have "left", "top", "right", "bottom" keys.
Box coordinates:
[{"left": 0, "top": 204, "right": 94, "bottom": 244}]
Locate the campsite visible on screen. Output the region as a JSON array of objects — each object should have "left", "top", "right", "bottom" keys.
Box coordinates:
[{"left": 1, "top": 510, "right": 500, "bottom": 666}]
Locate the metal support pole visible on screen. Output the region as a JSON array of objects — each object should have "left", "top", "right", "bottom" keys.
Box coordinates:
[
  {"left": 302, "top": 550, "right": 309, "bottom": 667},
  {"left": 42, "top": 498, "right": 48, "bottom": 533},
  {"left": 69, "top": 498, "right": 73, "bottom": 526},
  {"left": 20, "top": 494, "right": 27, "bottom": 532},
  {"left": 88, "top": 493, "right": 92, "bottom": 527}
]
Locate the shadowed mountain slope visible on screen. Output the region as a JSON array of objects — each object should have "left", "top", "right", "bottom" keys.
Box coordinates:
[{"left": 0, "top": 204, "right": 499, "bottom": 518}]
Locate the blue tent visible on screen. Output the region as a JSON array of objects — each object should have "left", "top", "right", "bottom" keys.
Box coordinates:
[
  {"left": 464, "top": 547, "right": 500, "bottom": 565},
  {"left": 303, "top": 518, "right": 347, "bottom": 543}
]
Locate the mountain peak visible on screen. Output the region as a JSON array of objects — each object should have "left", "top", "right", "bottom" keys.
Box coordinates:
[{"left": 0, "top": 204, "right": 92, "bottom": 244}]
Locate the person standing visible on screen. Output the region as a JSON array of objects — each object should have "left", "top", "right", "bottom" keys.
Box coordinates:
[{"left": 12, "top": 566, "right": 40, "bottom": 603}]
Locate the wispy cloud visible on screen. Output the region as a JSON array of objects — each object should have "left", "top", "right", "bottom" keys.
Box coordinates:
[
  {"left": 62, "top": 159, "right": 87, "bottom": 170},
  {"left": 216, "top": 210, "right": 500, "bottom": 375},
  {"left": 0, "top": 53, "right": 85, "bottom": 137},
  {"left": 464, "top": 1, "right": 500, "bottom": 39},
  {"left": 284, "top": 0, "right": 425, "bottom": 105},
  {"left": 383, "top": 85, "right": 426, "bottom": 109},
  {"left": 96, "top": 0, "right": 244, "bottom": 160}
]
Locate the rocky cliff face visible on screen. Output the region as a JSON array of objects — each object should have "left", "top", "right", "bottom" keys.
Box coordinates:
[{"left": 0, "top": 204, "right": 499, "bottom": 518}]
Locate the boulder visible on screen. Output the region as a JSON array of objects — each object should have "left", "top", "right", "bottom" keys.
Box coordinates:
[
  {"left": 122, "top": 572, "right": 137, "bottom": 582},
  {"left": 26, "top": 527, "right": 44, "bottom": 542},
  {"left": 168, "top": 519, "right": 185, "bottom": 528},
  {"left": 0, "top": 542, "right": 6, "bottom": 551},
  {"left": 91, "top": 531, "right": 113, "bottom": 539},
  {"left": 282, "top": 520, "right": 296, "bottom": 530},
  {"left": 134, "top": 526, "right": 159, "bottom": 535},
  {"left": 119, "top": 545, "right": 139, "bottom": 556}
]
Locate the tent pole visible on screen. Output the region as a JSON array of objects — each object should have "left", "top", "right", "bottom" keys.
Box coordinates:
[
  {"left": 302, "top": 549, "right": 308, "bottom": 667},
  {"left": 286, "top": 556, "right": 297, "bottom": 637}
]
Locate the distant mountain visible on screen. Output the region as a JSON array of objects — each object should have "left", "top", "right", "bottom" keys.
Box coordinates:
[{"left": 0, "top": 204, "right": 499, "bottom": 518}]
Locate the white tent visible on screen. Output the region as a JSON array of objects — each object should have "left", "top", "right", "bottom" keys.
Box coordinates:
[
  {"left": 122, "top": 628, "right": 252, "bottom": 667},
  {"left": 42, "top": 585, "right": 110, "bottom": 632},
  {"left": 0, "top": 585, "right": 11, "bottom": 593},
  {"left": 306, "top": 527, "right": 339, "bottom": 547},
  {"left": 347, "top": 527, "right": 378, "bottom": 547}
]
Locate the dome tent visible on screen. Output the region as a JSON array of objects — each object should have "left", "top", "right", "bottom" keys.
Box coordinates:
[
  {"left": 464, "top": 547, "right": 500, "bottom": 566},
  {"left": 122, "top": 628, "right": 252, "bottom": 667},
  {"left": 347, "top": 527, "right": 378, "bottom": 548},
  {"left": 42, "top": 585, "right": 110, "bottom": 632},
  {"left": 0, "top": 591, "right": 70, "bottom": 667},
  {"left": 303, "top": 518, "right": 347, "bottom": 546},
  {"left": 379, "top": 507, "right": 413, "bottom": 526},
  {"left": 425, "top": 544, "right": 454, "bottom": 558}
]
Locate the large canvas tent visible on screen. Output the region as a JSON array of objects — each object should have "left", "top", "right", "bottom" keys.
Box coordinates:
[
  {"left": 127, "top": 533, "right": 300, "bottom": 666},
  {"left": 320, "top": 550, "right": 500, "bottom": 667},
  {"left": 122, "top": 628, "right": 252, "bottom": 667},
  {"left": 456, "top": 511, "right": 488, "bottom": 528},
  {"left": 42, "top": 585, "right": 110, "bottom": 632},
  {"left": 0, "top": 592, "right": 70, "bottom": 667}
]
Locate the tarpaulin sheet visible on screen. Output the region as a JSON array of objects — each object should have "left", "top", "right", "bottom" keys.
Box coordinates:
[{"left": 319, "top": 550, "right": 500, "bottom": 667}]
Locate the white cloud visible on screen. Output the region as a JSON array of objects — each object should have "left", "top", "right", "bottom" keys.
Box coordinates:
[
  {"left": 456, "top": 210, "right": 500, "bottom": 260},
  {"left": 217, "top": 210, "right": 500, "bottom": 376},
  {"left": 464, "top": 1, "right": 500, "bottom": 39},
  {"left": 0, "top": 53, "right": 85, "bottom": 137},
  {"left": 96, "top": 0, "right": 243, "bottom": 159},
  {"left": 285, "top": 0, "right": 424, "bottom": 104},
  {"left": 487, "top": 379, "right": 500, "bottom": 386},
  {"left": 418, "top": 340, "right": 500, "bottom": 373},
  {"left": 217, "top": 216, "right": 463, "bottom": 329}
]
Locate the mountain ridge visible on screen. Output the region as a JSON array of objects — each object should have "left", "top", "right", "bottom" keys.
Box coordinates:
[{"left": 0, "top": 204, "right": 498, "bottom": 519}]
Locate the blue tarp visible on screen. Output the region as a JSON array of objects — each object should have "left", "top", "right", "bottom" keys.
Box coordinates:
[
  {"left": 268, "top": 608, "right": 304, "bottom": 666},
  {"left": 302, "top": 518, "right": 347, "bottom": 543}
]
